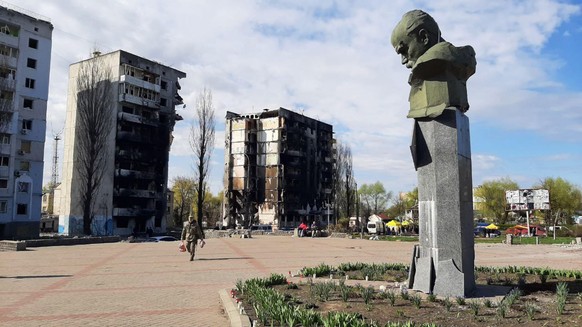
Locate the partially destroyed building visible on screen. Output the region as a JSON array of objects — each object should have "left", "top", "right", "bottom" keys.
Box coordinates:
[
  {"left": 223, "top": 108, "right": 334, "bottom": 229},
  {"left": 0, "top": 5, "right": 52, "bottom": 239},
  {"left": 58, "top": 50, "right": 185, "bottom": 236}
]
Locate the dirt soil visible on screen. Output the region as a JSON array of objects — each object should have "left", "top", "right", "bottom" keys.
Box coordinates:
[{"left": 243, "top": 270, "right": 582, "bottom": 326}]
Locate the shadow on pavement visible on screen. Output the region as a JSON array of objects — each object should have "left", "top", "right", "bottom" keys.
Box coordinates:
[
  {"left": 0, "top": 274, "right": 72, "bottom": 279},
  {"left": 197, "top": 257, "right": 253, "bottom": 261}
]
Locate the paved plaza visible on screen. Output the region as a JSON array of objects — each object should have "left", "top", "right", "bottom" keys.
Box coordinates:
[{"left": 1, "top": 236, "right": 581, "bottom": 326}]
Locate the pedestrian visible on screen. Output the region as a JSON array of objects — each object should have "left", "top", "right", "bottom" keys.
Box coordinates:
[
  {"left": 298, "top": 221, "right": 308, "bottom": 237},
  {"left": 310, "top": 220, "right": 318, "bottom": 237},
  {"left": 181, "top": 216, "right": 205, "bottom": 261}
]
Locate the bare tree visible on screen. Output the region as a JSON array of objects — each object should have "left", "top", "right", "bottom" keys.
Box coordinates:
[
  {"left": 333, "top": 141, "right": 355, "bottom": 220},
  {"left": 75, "top": 56, "right": 114, "bottom": 235},
  {"left": 189, "top": 88, "right": 216, "bottom": 232}
]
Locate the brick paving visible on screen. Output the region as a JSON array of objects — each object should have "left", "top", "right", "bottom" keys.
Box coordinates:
[{"left": 1, "top": 235, "right": 581, "bottom": 326}]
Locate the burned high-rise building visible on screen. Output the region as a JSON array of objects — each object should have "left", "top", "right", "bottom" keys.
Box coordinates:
[
  {"left": 223, "top": 108, "right": 334, "bottom": 229},
  {"left": 58, "top": 50, "right": 185, "bottom": 236}
]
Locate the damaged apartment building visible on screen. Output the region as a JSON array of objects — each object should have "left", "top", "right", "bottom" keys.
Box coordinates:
[
  {"left": 57, "top": 50, "right": 185, "bottom": 236},
  {"left": 223, "top": 108, "right": 334, "bottom": 229}
]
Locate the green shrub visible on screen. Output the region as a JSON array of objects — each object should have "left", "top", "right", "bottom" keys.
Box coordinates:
[
  {"left": 410, "top": 294, "right": 422, "bottom": 309},
  {"left": 468, "top": 301, "right": 480, "bottom": 316},
  {"left": 525, "top": 302, "right": 537, "bottom": 321}
]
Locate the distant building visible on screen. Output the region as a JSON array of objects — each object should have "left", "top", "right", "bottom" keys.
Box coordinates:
[
  {"left": 58, "top": 50, "right": 185, "bottom": 236},
  {"left": 222, "top": 108, "right": 334, "bottom": 229},
  {"left": 0, "top": 5, "right": 52, "bottom": 239}
]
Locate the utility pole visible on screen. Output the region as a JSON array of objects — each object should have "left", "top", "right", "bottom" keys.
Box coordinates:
[{"left": 50, "top": 131, "right": 62, "bottom": 188}]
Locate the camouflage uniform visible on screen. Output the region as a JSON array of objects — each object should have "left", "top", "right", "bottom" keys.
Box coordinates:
[{"left": 181, "top": 221, "right": 204, "bottom": 261}]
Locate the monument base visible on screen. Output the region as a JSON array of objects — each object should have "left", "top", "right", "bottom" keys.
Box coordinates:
[{"left": 409, "top": 107, "right": 476, "bottom": 298}]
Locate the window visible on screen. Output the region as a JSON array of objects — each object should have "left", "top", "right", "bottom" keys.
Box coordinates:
[
  {"left": 26, "top": 58, "right": 37, "bottom": 69},
  {"left": 17, "top": 203, "right": 27, "bottom": 215},
  {"left": 18, "top": 182, "right": 29, "bottom": 193},
  {"left": 20, "top": 161, "right": 30, "bottom": 171},
  {"left": 0, "top": 201, "right": 6, "bottom": 213},
  {"left": 28, "top": 38, "right": 38, "bottom": 49},
  {"left": 159, "top": 98, "right": 167, "bottom": 106},
  {"left": 25, "top": 78, "right": 35, "bottom": 89},
  {"left": 0, "top": 133, "right": 9, "bottom": 144},
  {"left": 22, "top": 119, "right": 32, "bottom": 130},
  {"left": 20, "top": 141, "right": 31, "bottom": 153},
  {"left": 0, "top": 179, "right": 7, "bottom": 188},
  {"left": 0, "top": 156, "right": 8, "bottom": 166},
  {"left": 160, "top": 80, "right": 167, "bottom": 90},
  {"left": 23, "top": 99, "right": 33, "bottom": 109}
]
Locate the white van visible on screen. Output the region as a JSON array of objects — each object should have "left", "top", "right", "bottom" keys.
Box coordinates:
[{"left": 367, "top": 221, "right": 386, "bottom": 235}]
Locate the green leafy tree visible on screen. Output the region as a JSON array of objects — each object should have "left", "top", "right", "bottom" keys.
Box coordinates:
[
  {"left": 474, "top": 178, "right": 519, "bottom": 224},
  {"left": 386, "top": 187, "right": 417, "bottom": 220},
  {"left": 359, "top": 181, "right": 393, "bottom": 217},
  {"left": 172, "top": 176, "right": 196, "bottom": 227},
  {"left": 534, "top": 177, "right": 582, "bottom": 238}
]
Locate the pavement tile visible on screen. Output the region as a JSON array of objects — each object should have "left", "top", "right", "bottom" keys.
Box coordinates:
[{"left": 1, "top": 236, "right": 581, "bottom": 326}]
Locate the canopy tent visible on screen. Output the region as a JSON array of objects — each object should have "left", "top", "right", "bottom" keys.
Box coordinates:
[
  {"left": 485, "top": 223, "right": 498, "bottom": 230},
  {"left": 401, "top": 220, "right": 410, "bottom": 226},
  {"left": 387, "top": 220, "right": 401, "bottom": 227}
]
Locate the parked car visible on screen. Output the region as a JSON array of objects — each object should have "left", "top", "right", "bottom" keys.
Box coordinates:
[
  {"left": 367, "top": 221, "right": 386, "bottom": 235},
  {"left": 505, "top": 224, "right": 546, "bottom": 237},
  {"left": 146, "top": 236, "right": 179, "bottom": 242}
]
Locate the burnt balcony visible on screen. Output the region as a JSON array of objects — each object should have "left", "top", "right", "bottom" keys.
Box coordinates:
[
  {"left": 118, "top": 112, "right": 159, "bottom": 126},
  {"left": 113, "top": 207, "right": 156, "bottom": 217},
  {"left": 120, "top": 74, "right": 161, "bottom": 93},
  {"left": 114, "top": 168, "right": 155, "bottom": 179},
  {"left": 113, "top": 188, "right": 158, "bottom": 198}
]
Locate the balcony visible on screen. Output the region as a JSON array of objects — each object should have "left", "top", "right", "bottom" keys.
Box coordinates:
[
  {"left": 113, "top": 207, "right": 156, "bottom": 217},
  {"left": 0, "top": 78, "right": 15, "bottom": 91},
  {"left": 113, "top": 188, "right": 157, "bottom": 198},
  {"left": 118, "top": 112, "right": 159, "bottom": 126},
  {"left": 120, "top": 74, "right": 161, "bottom": 93},
  {"left": 114, "top": 168, "right": 155, "bottom": 179},
  {"left": 0, "top": 33, "right": 18, "bottom": 47},
  {"left": 119, "top": 93, "right": 160, "bottom": 109}
]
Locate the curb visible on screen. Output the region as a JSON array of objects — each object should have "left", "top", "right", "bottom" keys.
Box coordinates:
[{"left": 218, "top": 289, "right": 251, "bottom": 327}]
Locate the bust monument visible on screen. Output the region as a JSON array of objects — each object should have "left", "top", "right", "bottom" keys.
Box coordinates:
[{"left": 391, "top": 10, "right": 477, "bottom": 297}]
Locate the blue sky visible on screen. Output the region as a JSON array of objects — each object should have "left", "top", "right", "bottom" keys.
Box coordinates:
[{"left": 9, "top": 0, "right": 582, "bottom": 196}]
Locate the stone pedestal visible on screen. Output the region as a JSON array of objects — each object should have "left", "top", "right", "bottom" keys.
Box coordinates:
[{"left": 408, "top": 108, "right": 476, "bottom": 297}]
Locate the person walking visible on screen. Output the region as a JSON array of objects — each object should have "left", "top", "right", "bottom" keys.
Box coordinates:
[{"left": 181, "top": 216, "right": 205, "bottom": 261}]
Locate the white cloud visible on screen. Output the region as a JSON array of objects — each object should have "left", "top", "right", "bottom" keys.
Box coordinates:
[{"left": 11, "top": 0, "right": 579, "bottom": 194}]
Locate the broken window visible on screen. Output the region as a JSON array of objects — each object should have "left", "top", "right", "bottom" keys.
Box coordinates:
[
  {"left": 17, "top": 203, "right": 27, "bottom": 215},
  {"left": 18, "top": 182, "right": 29, "bottom": 193},
  {"left": 22, "top": 119, "right": 32, "bottom": 130},
  {"left": 0, "top": 179, "right": 6, "bottom": 188},
  {"left": 28, "top": 38, "right": 38, "bottom": 49},
  {"left": 23, "top": 99, "right": 33, "bottom": 109},
  {"left": 20, "top": 140, "right": 31, "bottom": 153},
  {"left": 27, "top": 58, "right": 37, "bottom": 69},
  {"left": 20, "top": 161, "right": 30, "bottom": 171},
  {"left": 0, "top": 156, "right": 8, "bottom": 166}
]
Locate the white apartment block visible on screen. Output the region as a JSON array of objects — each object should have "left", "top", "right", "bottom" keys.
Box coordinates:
[
  {"left": 59, "top": 50, "right": 185, "bottom": 236},
  {"left": 0, "top": 5, "right": 52, "bottom": 239}
]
